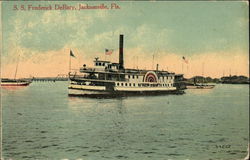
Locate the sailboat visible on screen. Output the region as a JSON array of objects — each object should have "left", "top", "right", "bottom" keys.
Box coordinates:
[
  {"left": 186, "top": 63, "right": 215, "bottom": 89},
  {"left": 186, "top": 78, "right": 215, "bottom": 89},
  {"left": 1, "top": 55, "right": 32, "bottom": 86}
]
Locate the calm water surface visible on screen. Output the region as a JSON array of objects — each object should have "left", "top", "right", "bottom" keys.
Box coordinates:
[{"left": 2, "top": 82, "right": 249, "bottom": 160}]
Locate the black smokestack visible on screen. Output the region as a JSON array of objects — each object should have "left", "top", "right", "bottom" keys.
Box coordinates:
[{"left": 119, "top": 34, "right": 124, "bottom": 70}]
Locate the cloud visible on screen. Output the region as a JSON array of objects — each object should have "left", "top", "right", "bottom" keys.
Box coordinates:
[
  {"left": 2, "top": 2, "right": 248, "bottom": 78},
  {"left": 3, "top": 8, "right": 109, "bottom": 55}
]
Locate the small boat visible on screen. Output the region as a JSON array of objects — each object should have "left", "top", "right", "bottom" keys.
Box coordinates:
[
  {"left": 186, "top": 83, "right": 215, "bottom": 89},
  {"left": 186, "top": 63, "right": 215, "bottom": 89},
  {"left": 1, "top": 54, "right": 32, "bottom": 87},
  {"left": 1, "top": 78, "right": 31, "bottom": 86}
]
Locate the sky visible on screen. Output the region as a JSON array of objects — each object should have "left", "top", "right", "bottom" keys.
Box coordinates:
[{"left": 1, "top": 1, "right": 249, "bottom": 78}]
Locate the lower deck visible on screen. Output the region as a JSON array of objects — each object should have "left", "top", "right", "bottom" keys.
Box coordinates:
[
  {"left": 68, "top": 80, "right": 183, "bottom": 97},
  {"left": 68, "top": 87, "right": 184, "bottom": 98}
]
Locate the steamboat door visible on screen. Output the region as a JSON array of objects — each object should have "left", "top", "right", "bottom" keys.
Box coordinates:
[{"left": 105, "top": 82, "right": 115, "bottom": 91}]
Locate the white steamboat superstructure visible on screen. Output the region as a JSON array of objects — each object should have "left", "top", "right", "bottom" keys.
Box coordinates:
[{"left": 68, "top": 35, "right": 183, "bottom": 97}]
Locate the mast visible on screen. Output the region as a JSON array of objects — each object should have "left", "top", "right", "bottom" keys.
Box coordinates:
[
  {"left": 136, "top": 56, "right": 138, "bottom": 69},
  {"left": 202, "top": 62, "right": 205, "bottom": 85},
  {"left": 14, "top": 54, "right": 20, "bottom": 80},
  {"left": 69, "top": 54, "right": 71, "bottom": 72},
  {"left": 152, "top": 54, "right": 155, "bottom": 70}
]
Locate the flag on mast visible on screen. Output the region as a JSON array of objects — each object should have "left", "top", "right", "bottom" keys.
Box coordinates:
[
  {"left": 182, "top": 56, "right": 188, "bottom": 64},
  {"left": 70, "top": 50, "right": 76, "bottom": 58},
  {"left": 105, "top": 49, "right": 113, "bottom": 55}
]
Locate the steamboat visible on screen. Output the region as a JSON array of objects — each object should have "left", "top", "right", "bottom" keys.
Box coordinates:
[{"left": 68, "top": 35, "right": 184, "bottom": 97}]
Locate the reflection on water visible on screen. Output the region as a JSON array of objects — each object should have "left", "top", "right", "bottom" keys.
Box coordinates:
[
  {"left": 1, "top": 86, "right": 29, "bottom": 91},
  {"left": 2, "top": 82, "right": 249, "bottom": 160}
]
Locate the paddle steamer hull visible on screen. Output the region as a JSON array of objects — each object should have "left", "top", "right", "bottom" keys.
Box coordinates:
[{"left": 68, "top": 86, "right": 183, "bottom": 98}]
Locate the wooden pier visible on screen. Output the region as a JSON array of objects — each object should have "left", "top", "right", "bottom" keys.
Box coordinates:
[{"left": 31, "top": 74, "right": 68, "bottom": 82}]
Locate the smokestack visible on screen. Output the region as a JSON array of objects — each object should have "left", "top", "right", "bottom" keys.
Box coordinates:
[{"left": 119, "top": 34, "right": 124, "bottom": 70}]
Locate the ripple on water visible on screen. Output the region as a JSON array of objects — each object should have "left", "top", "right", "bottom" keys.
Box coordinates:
[
  {"left": 22, "top": 155, "right": 33, "bottom": 159},
  {"left": 41, "top": 145, "right": 49, "bottom": 148},
  {"left": 88, "top": 150, "right": 100, "bottom": 153},
  {"left": 217, "top": 138, "right": 227, "bottom": 142},
  {"left": 151, "top": 148, "right": 158, "bottom": 150},
  {"left": 66, "top": 148, "right": 75, "bottom": 152},
  {"left": 201, "top": 140, "right": 216, "bottom": 143},
  {"left": 165, "top": 153, "right": 183, "bottom": 156},
  {"left": 142, "top": 151, "right": 155, "bottom": 154},
  {"left": 116, "top": 155, "right": 128, "bottom": 159},
  {"left": 79, "top": 146, "right": 89, "bottom": 149},
  {"left": 168, "top": 146, "right": 177, "bottom": 148},
  {"left": 177, "top": 137, "right": 192, "bottom": 141}
]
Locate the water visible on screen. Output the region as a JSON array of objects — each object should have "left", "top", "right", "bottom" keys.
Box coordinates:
[{"left": 1, "top": 82, "right": 249, "bottom": 160}]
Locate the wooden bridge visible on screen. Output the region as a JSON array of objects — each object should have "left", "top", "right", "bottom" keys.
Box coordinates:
[{"left": 32, "top": 74, "right": 68, "bottom": 82}]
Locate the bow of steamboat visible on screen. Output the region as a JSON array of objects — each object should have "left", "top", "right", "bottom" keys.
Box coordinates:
[{"left": 68, "top": 35, "right": 184, "bottom": 97}]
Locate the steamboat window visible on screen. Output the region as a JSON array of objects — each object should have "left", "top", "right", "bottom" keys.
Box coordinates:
[
  {"left": 125, "top": 83, "right": 127, "bottom": 86},
  {"left": 129, "top": 83, "right": 131, "bottom": 86},
  {"left": 136, "top": 75, "right": 138, "bottom": 79},
  {"left": 121, "top": 83, "right": 123, "bottom": 86},
  {"left": 128, "top": 75, "right": 130, "bottom": 78},
  {"left": 133, "top": 83, "right": 135, "bottom": 86},
  {"left": 117, "top": 83, "right": 119, "bottom": 86},
  {"left": 138, "top": 84, "right": 141, "bottom": 87},
  {"left": 132, "top": 75, "right": 135, "bottom": 79}
]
